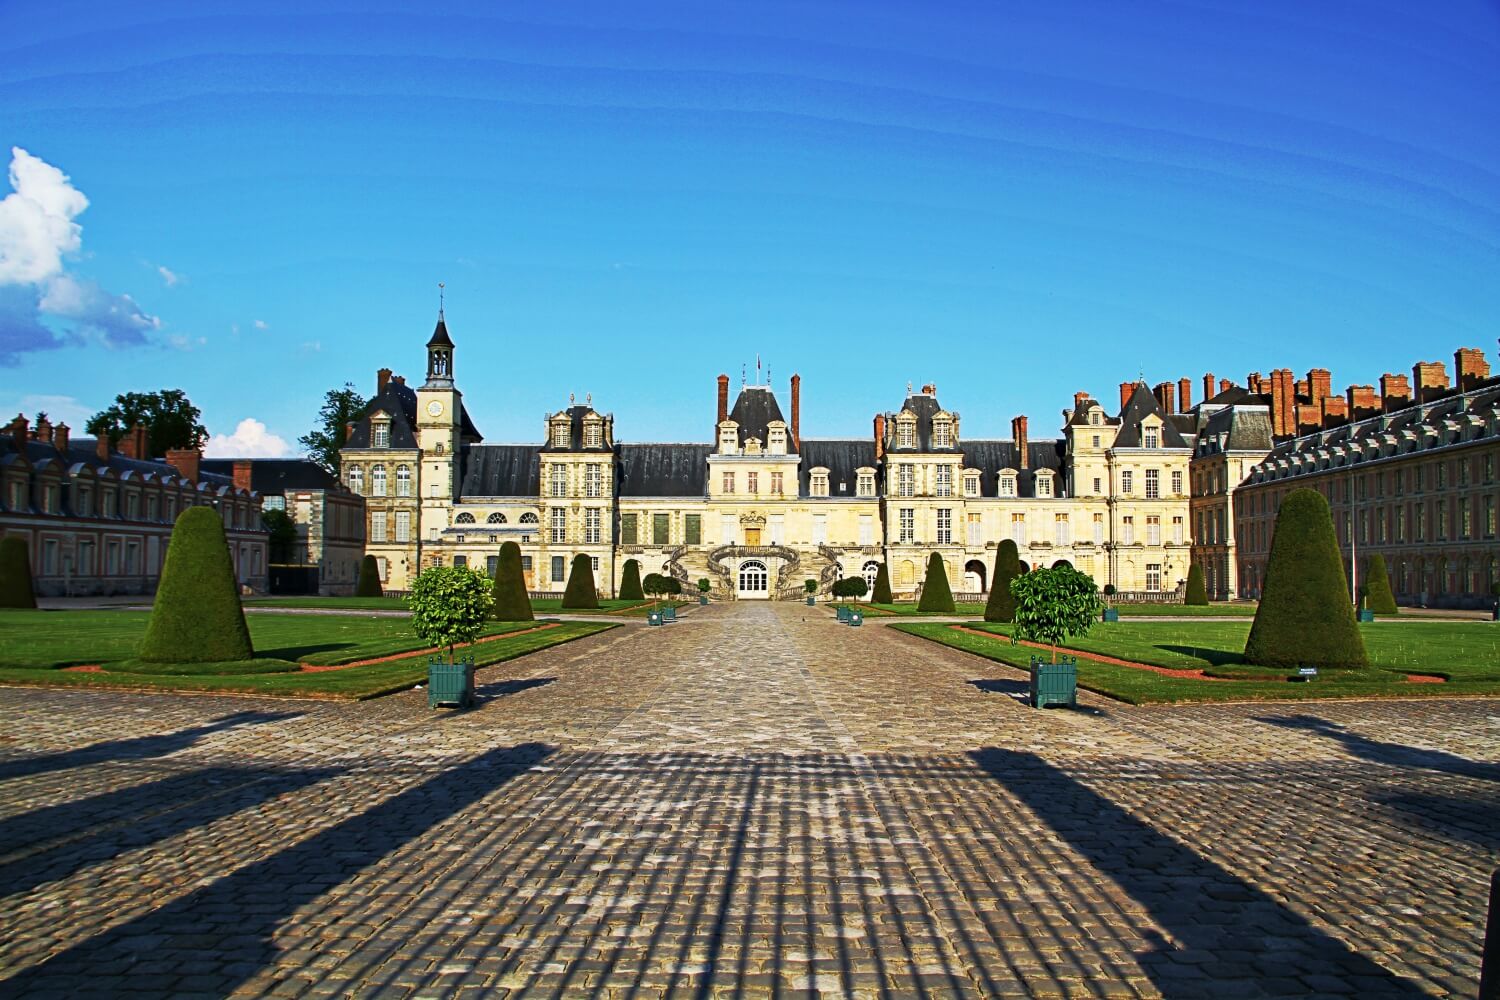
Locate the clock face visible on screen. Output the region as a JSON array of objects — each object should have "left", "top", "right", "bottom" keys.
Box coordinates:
[{"left": 426, "top": 400, "right": 444, "bottom": 417}]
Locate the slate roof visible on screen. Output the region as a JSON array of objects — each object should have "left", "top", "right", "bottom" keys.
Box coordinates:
[
  {"left": 726, "top": 386, "right": 792, "bottom": 452},
  {"left": 1113, "top": 384, "right": 1190, "bottom": 448},
  {"left": 427, "top": 314, "right": 454, "bottom": 348},
  {"left": 616, "top": 444, "right": 711, "bottom": 497},
  {"left": 0, "top": 434, "right": 237, "bottom": 487},
  {"left": 797, "top": 440, "right": 878, "bottom": 497},
  {"left": 1193, "top": 407, "right": 1274, "bottom": 456},
  {"left": 457, "top": 445, "right": 541, "bottom": 498},
  {"left": 200, "top": 459, "right": 341, "bottom": 493},
  {"left": 884, "top": 391, "right": 958, "bottom": 453},
  {"left": 542, "top": 405, "right": 610, "bottom": 453},
  {"left": 1066, "top": 398, "right": 1114, "bottom": 427},
  {"left": 958, "top": 440, "right": 1067, "bottom": 498},
  {"left": 346, "top": 381, "right": 419, "bottom": 449}
]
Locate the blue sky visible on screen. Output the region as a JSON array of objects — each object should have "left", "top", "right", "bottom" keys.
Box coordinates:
[{"left": 1, "top": 0, "right": 1497, "bottom": 454}]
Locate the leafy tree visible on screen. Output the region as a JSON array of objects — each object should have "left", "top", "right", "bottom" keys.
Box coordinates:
[
  {"left": 619, "top": 559, "right": 644, "bottom": 600},
  {"left": 836, "top": 576, "right": 868, "bottom": 603},
  {"left": 87, "top": 389, "right": 207, "bottom": 456},
  {"left": 561, "top": 554, "right": 600, "bottom": 609},
  {"left": 917, "top": 553, "right": 955, "bottom": 613},
  {"left": 665, "top": 577, "right": 683, "bottom": 597},
  {"left": 1244, "top": 488, "right": 1367, "bottom": 669},
  {"left": 1184, "top": 563, "right": 1209, "bottom": 606},
  {"left": 697, "top": 578, "right": 711, "bottom": 595},
  {"left": 984, "top": 540, "right": 1021, "bottom": 622},
  {"left": 804, "top": 578, "right": 817, "bottom": 595},
  {"left": 0, "top": 536, "right": 37, "bottom": 609},
  {"left": 1011, "top": 565, "right": 1105, "bottom": 663},
  {"left": 407, "top": 564, "right": 495, "bottom": 661},
  {"left": 355, "top": 555, "right": 383, "bottom": 597},
  {"left": 262, "top": 508, "right": 298, "bottom": 564},
  {"left": 491, "top": 541, "right": 533, "bottom": 620},
  {"left": 140, "top": 507, "right": 253, "bottom": 662},
  {"left": 1361, "top": 554, "right": 1398, "bottom": 615},
  {"left": 871, "top": 563, "right": 892, "bottom": 604},
  {"left": 299, "top": 382, "right": 368, "bottom": 475},
  {"left": 642, "top": 572, "right": 665, "bottom": 601}
]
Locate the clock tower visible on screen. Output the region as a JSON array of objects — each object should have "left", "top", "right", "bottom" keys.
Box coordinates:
[{"left": 417, "top": 305, "right": 463, "bottom": 557}]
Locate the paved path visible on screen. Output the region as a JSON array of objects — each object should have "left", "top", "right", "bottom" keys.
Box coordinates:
[{"left": 0, "top": 602, "right": 1496, "bottom": 998}]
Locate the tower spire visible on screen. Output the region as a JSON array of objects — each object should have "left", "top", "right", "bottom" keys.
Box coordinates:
[{"left": 438, "top": 281, "right": 445, "bottom": 320}]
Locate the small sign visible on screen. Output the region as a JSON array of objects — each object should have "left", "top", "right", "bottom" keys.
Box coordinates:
[{"left": 1298, "top": 667, "right": 1318, "bottom": 678}]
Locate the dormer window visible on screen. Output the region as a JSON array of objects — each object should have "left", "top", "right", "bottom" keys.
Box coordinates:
[
  {"left": 550, "top": 419, "right": 570, "bottom": 449},
  {"left": 810, "top": 469, "right": 830, "bottom": 497},
  {"left": 584, "top": 421, "right": 602, "bottom": 448},
  {"left": 1036, "top": 473, "right": 1053, "bottom": 498},
  {"left": 1090, "top": 410, "right": 1101, "bottom": 426},
  {"left": 999, "top": 472, "right": 1017, "bottom": 498},
  {"left": 1144, "top": 426, "right": 1159, "bottom": 449},
  {"left": 768, "top": 424, "right": 787, "bottom": 454},
  {"left": 964, "top": 473, "right": 980, "bottom": 497},
  {"left": 719, "top": 424, "right": 738, "bottom": 454},
  {"left": 857, "top": 470, "right": 875, "bottom": 497},
  {"left": 896, "top": 415, "right": 916, "bottom": 449},
  {"left": 933, "top": 417, "right": 952, "bottom": 449},
  {"left": 372, "top": 420, "right": 390, "bottom": 449}
]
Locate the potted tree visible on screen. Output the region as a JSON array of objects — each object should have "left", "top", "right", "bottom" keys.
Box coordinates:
[
  {"left": 663, "top": 576, "right": 682, "bottom": 620},
  {"left": 642, "top": 573, "right": 665, "bottom": 626},
  {"left": 1101, "top": 583, "right": 1119, "bottom": 622},
  {"left": 805, "top": 578, "right": 818, "bottom": 606},
  {"left": 842, "top": 576, "right": 868, "bottom": 625},
  {"left": 1011, "top": 565, "right": 1104, "bottom": 709},
  {"left": 697, "top": 578, "right": 711, "bottom": 605},
  {"left": 833, "top": 578, "right": 852, "bottom": 621},
  {"left": 1356, "top": 586, "right": 1375, "bottom": 623},
  {"left": 408, "top": 564, "right": 495, "bottom": 709},
  {"left": 1492, "top": 582, "right": 1500, "bottom": 622}
]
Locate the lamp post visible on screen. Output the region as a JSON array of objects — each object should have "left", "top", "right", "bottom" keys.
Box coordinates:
[{"left": 1349, "top": 469, "right": 1359, "bottom": 608}]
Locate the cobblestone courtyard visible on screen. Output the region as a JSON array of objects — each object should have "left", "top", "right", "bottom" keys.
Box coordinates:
[{"left": 0, "top": 602, "right": 1496, "bottom": 998}]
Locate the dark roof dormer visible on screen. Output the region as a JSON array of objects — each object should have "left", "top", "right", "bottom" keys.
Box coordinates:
[
  {"left": 726, "top": 385, "right": 794, "bottom": 453},
  {"left": 543, "top": 400, "right": 613, "bottom": 452},
  {"left": 1114, "top": 383, "right": 1189, "bottom": 449},
  {"left": 424, "top": 308, "right": 455, "bottom": 388},
  {"left": 883, "top": 383, "right": 958, "bottom": 452}
]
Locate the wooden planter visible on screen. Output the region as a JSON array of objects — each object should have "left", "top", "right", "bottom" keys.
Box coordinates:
[
  {"left": 647, "top": 611, "right": 663, "bottom": 627},
  {"left": 848, "top": 611, "right": 863, "bottom": 627},
  {"left": 806, "top": 596, "right": 816, "bottom": 606},
  {"left": 662, "top": 605, "right": 677, "bottom": 622},
  {"left": 1357, "top": 609, "right": 1375, "bottom": 623},
  {"left": 1102, "top": 608, "right": 1119, "bottom": 623},
  {"left": 428, "top": 656, "right": 476, "bottom": 709},
  {"left": 836, "top": 606, "right": 851, "bottom": 622},
  {"left": 1029, "top": 656, "right": 1077, "bottom": 709}
]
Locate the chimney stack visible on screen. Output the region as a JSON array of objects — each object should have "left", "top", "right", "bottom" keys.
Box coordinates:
[
  {"left": 1320, "top": 396, "right": 1349, "bottom": 428},
  {"left": 1012, "top": 415, "right": 1029, "bottom": 469},
  {"left": 120, "top": 423, "right": 149, "bottom": 460},
  {"left": 1153, "top": 382, "right": 1176, "bottom": 415},
  {"left": 166, "top": 448, "right": 201, "bottom": 484},
  {"left": 53, "top": 422, "right": 70, "bottom": 454},
  {"left": 1202, "top": 373, "right": 1215, "bottom": 403},
  {"left": 1270, "top": 368, "right": 1295, "bottom": 437},
  {"left": 1412, "top": 361, "right": 1449, "bottom": 403},
  {"left": 1455, "top": 347, "right": 1490, "bottom": 390},
  {"left": 1119, "top": 381, "right": 1136, "bottom": 414},
  {"left": 232, "top": 460, "right": 254, "bottom": 492},
  {"left": 1073, "top": 390, "right": 1089, "bottom": 411},
  {"left": 789, "top": 373, "right": 801, "bottom": 448},
  {"left": 1246, "top": 372, "right": 1264, "bottom": 394},
  {"left": 1218, "top": 377, "right": 1232, "bottom": 396},
  {"left": 716, "top": 374, "right": 730, "bottom": 428},
  {"left": 7, "top": 413, "right": 27, "bottom": 443},
  {"left": 1295, "top": 403, "right": 1322, "bottom": 435},
  {"left": 96, "top": 432, "right": 111, "bottom": 461},
  {"left": 873, "top": 414, "right": 886, "bottom": 461},
  {"left": 1177, "top": 377, "right": 1193, "bottom": 412},
  {"left": 1346, "top": 385, "right": 1379, "bottom": 422},
  {"left": 921, "top": 383, "right": 937, "bottom": 396},
  {"left": 1379, "top": 373, "right": 1411, "bottom": 413},
  {"left": 377, "top": 367, "right": 392, "bottom": 395},
  {"left": 1306, "top": 369, "right": 1332, "bottom": 407},
  {"left": 34, "top": 414, "right": 52, "bottom": 444}
]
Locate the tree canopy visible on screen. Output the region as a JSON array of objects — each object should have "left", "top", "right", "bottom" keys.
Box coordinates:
[
  {"left": 299, "top": 382, "right": 368, "bottom": 475},
  {"left": 408, "top": 565, "right": 495, "bottom": 659},
  {"left": 86, "top": 389, "right": 207, "bottom": 457},
  {"left": 1011, "top": 565, "right": 1104, "bottom": 663},
  {"left": 261, "top": 508, "right": 298, "bottom": 563}
]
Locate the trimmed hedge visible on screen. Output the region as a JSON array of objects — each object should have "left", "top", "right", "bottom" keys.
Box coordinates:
[
  {"left": 1184, "top": 563, "right": 1209, "bottom": 606},
  {"left": 1361, "top": 553, "right": 1398, "bottom": 615},
  {"left": 872, "top": 563, "right": 892, "bottom": 604},
  {"left": 619, "top": 559, "right": 644, "bottom": 601},
  {"left": 0, "top": 536, "right": 37, "bottom": 609},
  {"left": 561, "top": 553, "right": 600, "bottom": 610},
  {"left": 984, "top": 539, "right": 1020, "bottom": 622},
  {"left": 491, "top": 541, "right": 534, "bottom": 621},
  {"left": 917, "top": 553, "right": 955, "bottom": 613},
  {"left": 355, "top": 554, "right": 383, "bottom": 597},
  {"left": 1245, "top": 488, "right": 1367, "bottom": 668},
  {"left": 140, "top": 507, "right": 254, "bottom": 663}
]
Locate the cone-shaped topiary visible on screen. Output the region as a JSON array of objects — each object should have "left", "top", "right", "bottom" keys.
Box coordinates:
[
  {"left": 619, "top": 558, "right": 644, "bottom": 600},
  {"left": 917, "top": 553, "right": 955, "bottom": 612},
  {"left": 984, "top": 540, "right": 1020, "bottom": 622},
  {"left": 1362, "top": 553, "right": 1398, "bottom": 615},
  {"left": 355, "top": 554, "right": 383, "bottom": 597},
  {"left": 0, "top": 536, "right": 37, "bottom": 609},
  {"left": 561, "top": 553, "right": 600, "bottom": 610},
  {"left": 140, "top": 506, "right": 253, "bottom": 663},
  {"left": 491, "top": 541, "right": 534, "bottom": 621},
  {"left": 1184, "top": 563, "right": 1209, "bottom": 606},
  {"left": 1245, "top": 488, "right": 1367, "bottom": 668},
  {"left": 872, "top": 563, "right": 892, "bottom": 604}
]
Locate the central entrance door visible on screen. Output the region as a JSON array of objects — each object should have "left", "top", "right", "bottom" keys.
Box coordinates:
[
  {"left": 744, "top": 527, "right": 762, "bottom": 546},
  {"left": 738, "top": 559, "right": 769, "bottom": 599}
]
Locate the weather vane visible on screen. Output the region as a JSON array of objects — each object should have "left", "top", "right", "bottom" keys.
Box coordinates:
[{"left": 438, "top": 282, "right": 445, "bottom": 317}]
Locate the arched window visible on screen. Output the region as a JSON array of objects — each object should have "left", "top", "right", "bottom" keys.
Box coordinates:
[
  {"left": 396, "top": 465, "right": 412, "bottom": 497},
  {"left": 519, "top": 512, "right": 539, "bottom": 524},
  {"left": 455, "top": 512, "right": 475, "bottom": 524},
  {"left": 487, "top": 512, "right": 506, "bottom": 524},
  {"left": 862, "top": 561, "right": 880, "bottom": 593},
  {"left": 347, "top": 466, "right": 364, "bottom": 495},
  {"left": 371, "top": 465, "right": 387, "bottom": 497}
]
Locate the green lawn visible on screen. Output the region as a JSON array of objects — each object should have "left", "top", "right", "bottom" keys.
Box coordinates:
[
  {"left": 244, "top": 595, "right": 658, "bottom": 615},
  {"left": 895, "top": 619, "right": 1500, "bottom": 704},
  {"left": 0, "top": 609, "right": 617, "bottom": 699},
  {"left": 864, "top": 602, "right": 988, "bottom": 617},
  {"left": 1110, "top": 603, "right": 1258, "bottom": 617}
]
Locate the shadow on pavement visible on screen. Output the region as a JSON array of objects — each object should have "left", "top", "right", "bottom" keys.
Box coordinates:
[{"left": 1258, "top": 714, "right": 1500, "bottom": 782}]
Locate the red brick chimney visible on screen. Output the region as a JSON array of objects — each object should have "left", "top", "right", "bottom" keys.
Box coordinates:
[
  {"left": 1270, "top": 369, "right": 1296, "bottom": 437},
  {"left": 1073, "top": 390, "right": 1089, "bottom": 411},
  {"left": 1307, "top": 369, "right": 1332, "bottom": 407},
  {"left": 33, "top": 414, "right": 52, "bottom": 444},
  {"left": 390, "top": 375, "right": 405, "bottom": 386},
  {"left": 1177, "top": 377, "right": 1192, "bottom": 411},
  {"left": 789, "top": 373, "right": 801, "bottom": 448},
  {"left": 1346, "top": 385, "right": 1379, "bottom": 421},
  {"left": 8, "top": 413, "right": 27, "bottom": 443},
  {"left": 1119, "top": 381, "right": 1136, "bottom": 414},
  {"left": 1012, "top": 415, "right": 1029, "bottom": 469},
  {"left": 1320, "top": 396, "right": 1349, "bottom": 428},
  {"left": 120, "top": 423, "right": 149, "bottom": 460},
  {"left": 1455, "top": 347, "right": 1490, "bottom": 390},
  {"left": 377, "top": 367, "right": 392, "bottom": 394},
  {"left": 1219, "top": 377, "right": 1232, "bottom": 396},
  {"left": 1153, "top": 382, "right": 1176, "bottom": 415},
  {"left": 1202, "top": 373, "right": 1215, "bottom": 403},
  {"left": 96, "top": 433, "right": 111, "bottom": 461},
  {"left": 1295, "top": 378, "right": 1309, "bottom": 399},
  {"left": 53, "top": 422, "right": 69, "bottom": 454},
  {"left": 873, "top": 414, "right": 886, "bottom": 461},
  {"left": 1412, "top": 361, "right": 1449, "bottom": 402},
  {"left": 1245, "top": 372, "right": 1263, "bottom": 394},
  {"left": 232, "top": 460, "right": 254, "bottom": 492},
  {"left": 166, "top": 448, "right": 201, "bottom": 483},
  {"left": 716, "top": 374, "right": 730, "bottom": 428},
  {"left": 1379, "top": 373, "right": 1411, "bottom": 412},
  {"left": 1295, "top": 403, "right": 1322, "bottom": 435}
]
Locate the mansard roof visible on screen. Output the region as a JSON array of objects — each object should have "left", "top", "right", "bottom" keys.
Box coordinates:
[
  {"left": 797, "top": 440, "right": 877, "bottom": 497},
  {"left": 0, "top": 433, "right": 236, "bottom": 487},
  {"left": 726, "top": 386, "right": 792, "bottom": 451},
  {"left": 200, "top": 459, "right": 341, "bottom": 493},
  {"left": 885, "top": 389, "right": 958, "bottom": 453},
  {"left": 1193, "top": 407, "right": 1274, "bottom": 455},
  {"left": 1113, "top": 384, "right": 1190, "bottom": 449},
  {"left": 543, "top": 404, "right": 610, "bottom": 452},
  {"left": 346, "top": 381, "right": 419, "bottom": 449},
  {"left": 457, "top": 445, "right": 540, "bottom": 498},
  {"left": 617, "top": 443, "right": 711, "bottom": 497},
  {"left": 960, "top": 439, "right": 1066, "bottom": 498}
]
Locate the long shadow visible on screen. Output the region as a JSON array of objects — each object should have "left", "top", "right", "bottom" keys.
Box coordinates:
[
  {"left": 255, "top": 641, "right": 352, "bottom": 660},
  {"left": 0, "top": 742, "right": 554, "bottom": 997},
  {"left": 475, "top": 677, "right": 555, "bottom": 699},
  {"left": 1159, "top": 644, "right": 1244, "bottom": 667},
  {"left": 969, "top": 748, "right": 1429, "bottom": 999},
  {"left": 0, "top": 764, "right": 334, "bottom": 899},
  {"left": 1258, "top": 714, "right": 1500, "bottom": 782},
  {"left": 0, "top": 711, "right": 301, "bottom": 782},
  {"left": 1374, "top": 790, "right": 1500, "bottom": 851},
  {"left": 967, "top": 677, "right": 1029, "bottom": 698}
]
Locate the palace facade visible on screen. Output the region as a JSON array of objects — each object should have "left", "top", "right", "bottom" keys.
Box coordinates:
[{"left": 342, "top": 313, "right": 1197, "bottom": 599}]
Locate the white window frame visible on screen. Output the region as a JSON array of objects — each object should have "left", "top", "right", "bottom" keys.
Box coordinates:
[
  {"left": 936, "top": 508, "right": 951, "bottom": 545},
  {"left": 936, "top": 466, "right": 952, "bottom": 498},
  {"left": 1145, "top": 469, "right": 1159, "bottom": 499},
  {"left": 550, "top": 507, "right": 567, "bottom": 543},
  {"left": 899, "top": 507, "right": 914, "bottom": 543},
  {"left": 395, "top": 510, "right": 410, "bottom": 543},
  {"left": 586, "top": 463, "right": 602, "bottom": 498},
  {"left": 370, "top": 511, "right": 387, "bottom": 543},
  {"left": 585, "top": 507, "right": 601, "bottom": 544}
]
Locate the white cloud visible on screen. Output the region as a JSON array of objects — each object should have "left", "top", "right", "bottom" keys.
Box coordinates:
[
  {"left": 0, "top": 147, "right": 87, "bottom": 285},
  {"left": 203, "top": 418, "right": 291, "bottom": 458},
  {"left": 166, "top": 333, "right": 207, "bottom": 352},
  {"left": 157, "top": 264, "right": 179, "bottom": 286},
  {"left": 0, "top": 392, "right": 92, "bottom": 429},
  {"left": 253, "top": 319, "right": 267, "bottom": 330},
  {"left": 40, "top": 273, "right": 161, "bottom": 349},
  {"left": 299, "top": 340, "right": 321, "bottom": 353}
]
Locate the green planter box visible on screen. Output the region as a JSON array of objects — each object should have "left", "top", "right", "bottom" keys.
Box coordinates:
[
  {"left": 663, "top": 605, "right": 677, "bottom": 622},
  {"left": 648, "top": 611, "right": 663, "bottom": 627},
  {"left": 1357, "top": 608, "right": 1375, "bottom": 623},
  {"left": 1029, "top": 656, "right": 1077, "bottom": 709},
  {"left": 848, "top": 611, "right": 863, "bottom": 627},
  {"left": 836, "top": 606, "right": 851, "bottom": 622},
  {"left": 699, "top": 596, "right": 709, "bottom": 605},
  {"left": 806, "top": 596, "right": 816, "bottom": 606},
  {"left": 1102, "top": 608, "right": 1119, "bottom": 623},
  {"left": 428, "top": 656, "right": 476, "bottom": 709}
]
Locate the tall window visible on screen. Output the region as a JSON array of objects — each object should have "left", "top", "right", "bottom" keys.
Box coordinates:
[
  {"left": 898, "top": 465, "right": 914, "bottom": 498},
  {"left": 585, "top": 508, "right": 602, "bottom": 543},
  {"left": 936, "top": 508, "right": 951, "bottom": 544},
  {"left": 395, "top": 511, "right": 410, "bottom": 542},
  {"left": 859, "top": 514, "right": 875, "bottom": 545},
  {"left": 747, "top": 472, "right": 759, "bottom": 494},
  {"left": 721, "top": 514, "right": 736, "bottom": 544},
  {"left": 936, "top": 466, "right": 952, "bottom": 497},
  {"left": 1146, "top": 515, "right": 1161, "bottom": 545},
  {"left": 551, "top": 555, "right": 565, "bottom": 583},
  {"left": 899, "top": 507, "right": 914, "bottom": 543},
  {"left": 372, "top": 422, "right": 390, "bottom": 448},
  {"left": 621, "top": 513, "right": 638, "bottom": 544},
  {"left": 585, "top": 463, "right": 602, "bottom": 498},
  {"left": 1055, "top": 514, "right": 1070, "bottom": 545},
  {"left": 372, "top": 465, "right": 387, "bottom": 497},
  {"left": 1144, "top": 427, "right": 1159, "bottom": 449},
  {"left": 1010, "top": 513, "right": 1027, "bottom": 545},
  {"left": 370, "top": 511, "right": 387, "bottom": 543},
  {"left": 1122, "top": 516, "right": 1135, "bottom": 545},
  {"left": 1172, "top": 516, "right": 1184, "bottom": 544},
  {"left": 857, "top": 472, "right": 875, "bottom": 497},
  {"left": 769, "top": 514, "right": 785, "bottom": 545},
  {"left": 933, "top": 419, "right": 951, "bottom": 448},
  {"left": 685, "top": 514, "right": 702, "bottom": 545},
  {"left": 722, "top": 472, "right": 735, "bottom": 494},
  {"left": 1121, "top": 470, "right": 1133, "bottom": 494},
  {"left": 550, "top": 464, "right": 567, "bottom": 497},
  {"left": 396, "top": 465, "right": 412, "bottom": 496},
  {"left": 1171, "top": 470, "right": 1182, "bottom": 495},
  {"left": 653, "top": 513, "right": 670, "bottom": 545},
  {"left": 770, "top": 472, "right": 783, "bottom": 495},
  {"left": 897, "top": 419, "right": 915, "bottom": 449},
  {"left": 812, "top": 514, "right": 828, "bottom": 545},
  {"left": 550, "top": 507, "right": 566, "bottom": 543},
  {"left": 1094, "top": 513, "right": 1104, "bottom": 544},
  {"left": 966, "top": 512, "right": 982, "bottom": 546},
  {"left": 584, "top": 422, "right": 602, "bottom": 448},
  {"left": 1145, "top": 563, "right": 1161, "bottom": 591},
  {"left": 1145, "top": 469, "right": 1159, "bottom": 499}
]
